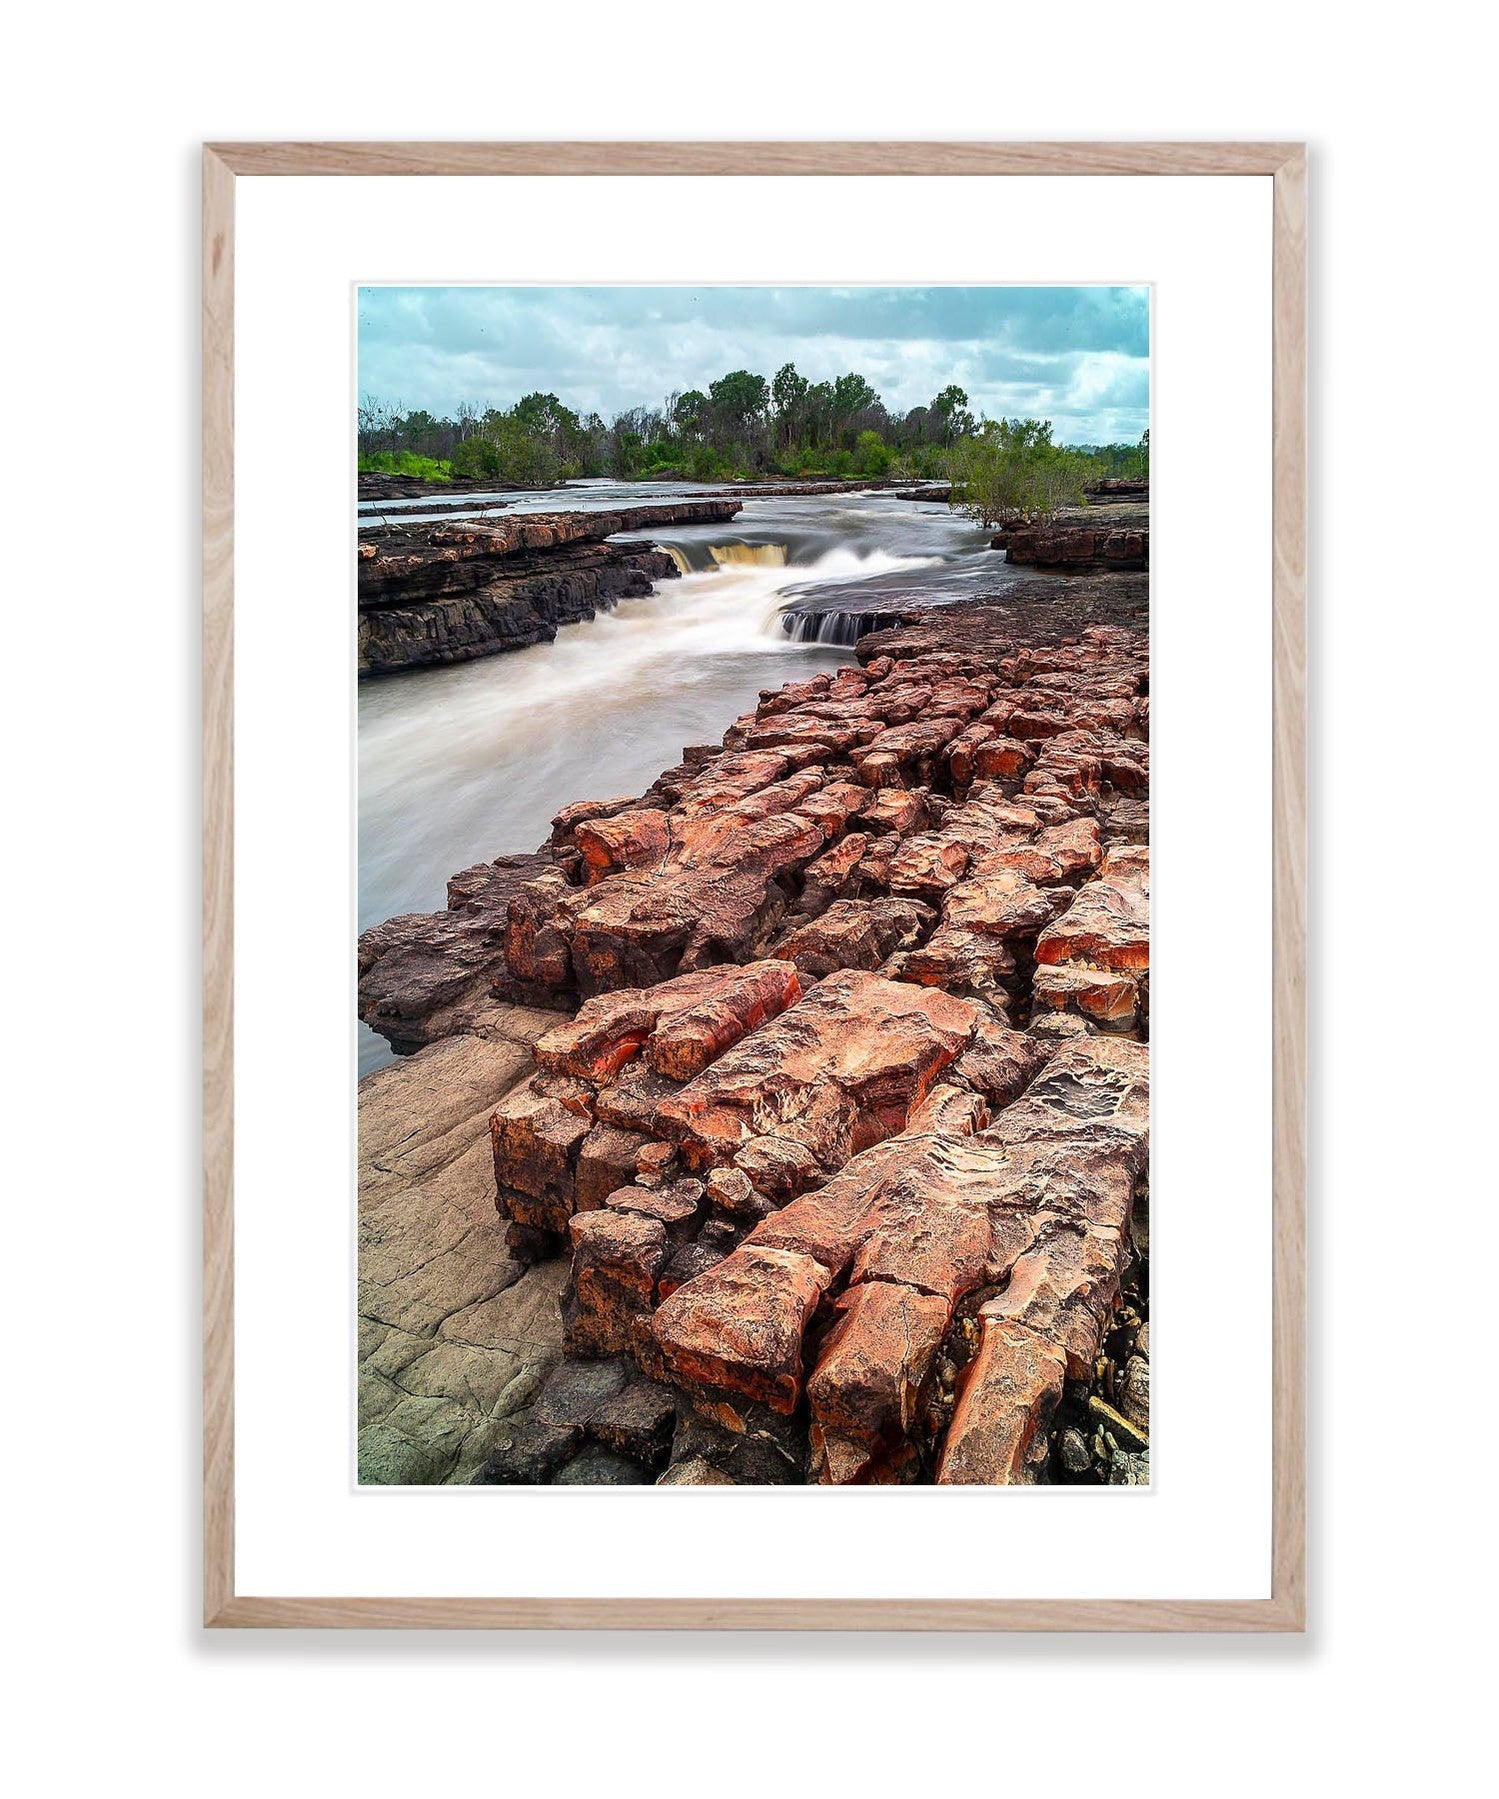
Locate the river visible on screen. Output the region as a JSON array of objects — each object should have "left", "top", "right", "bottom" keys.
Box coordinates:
[{"left": 357, "top": 485, "right": 1041, "bottom": 1074}]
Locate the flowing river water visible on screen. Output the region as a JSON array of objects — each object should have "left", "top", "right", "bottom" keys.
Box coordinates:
[{"left": 357, "top": 484, "right": 1042, "bottom": 1074}]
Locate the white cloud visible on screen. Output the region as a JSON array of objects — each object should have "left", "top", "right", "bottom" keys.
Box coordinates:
[{"left": 357, "top": 285, "right": 1150, "bottom": 443}]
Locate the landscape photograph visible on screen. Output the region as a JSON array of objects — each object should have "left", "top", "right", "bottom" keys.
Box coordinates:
[{"left": 356, "top": 284, "right": 1152, "bottom": 1488}]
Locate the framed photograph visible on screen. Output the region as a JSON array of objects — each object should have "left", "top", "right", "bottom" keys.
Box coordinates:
[{"left": 204, "top": 141, "right": 1305, "bottom": 1629}]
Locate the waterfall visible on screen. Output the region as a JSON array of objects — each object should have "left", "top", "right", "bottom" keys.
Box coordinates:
[
  {"left": 780, "top": 609, "right": 873, "bottom": 647},
  {"left": 709, "top": 542, "right": 789, "bottom": 568}
]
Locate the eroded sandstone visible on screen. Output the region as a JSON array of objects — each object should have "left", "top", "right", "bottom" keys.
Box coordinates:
[{"left": 361, "top": 598, "right": 1152, "bottom": 1487}]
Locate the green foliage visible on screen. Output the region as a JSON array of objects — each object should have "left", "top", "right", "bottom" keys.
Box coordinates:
[
  {"left": 671, "top": 390, "right": 710, "bottom": 439},
  {"left": 708, "top": 369, "right": 770, "bottom": 433},
  {"left": 852, "top": 430, "right": 893, "bottom": 478},
  {"left": 451, "top": 415, "right": 564, "bottom": 487},
  {"left": 1072, "top": 429, "right": 1150, "bottom": 482},
  {"left": 357, "top": 377, "right": 1146, "bottom": 493},
  {"left": 357, "top": 451, "right": 452, "bottom": 481},
  {"left": 948, "top": 418, "right": 1091, "bottom": 525},
  {"left": 931, "top": 384, "right": 975, "bottom": 443}
]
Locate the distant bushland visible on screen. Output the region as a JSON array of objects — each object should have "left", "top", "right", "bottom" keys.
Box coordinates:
[{"left": 357, "top": 376, "right": 1148, "bottom": 496}]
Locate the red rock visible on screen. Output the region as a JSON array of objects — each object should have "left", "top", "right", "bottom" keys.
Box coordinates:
[
  {"left": 905, "top": 1082, "right": 990, "bottom": 1136},
  {"left": 566, "top": 810, "right": 827, "bottom": 994},
  {"left": 534, "top": 962, "right": 796, "bottom": 1084},
  {"left": 592, "top": 1063, "right": 684, "bottom": 1133},
  {"left": 972, "top": 735, "right": 1036, "bottom": 780},
  {"left": 372, "top": 600, "right": 1152, "bottom": 1480},
  {"left": 1032, "top": 963, "right": 1141, "bottom": 1030},
  {"left": 655, "top": 970, "right": 977, "bottom": 1171},
  {"left": 703, "top": 1166, "right": 766, "bottom": 1219},
  {"left": 769, "top": 896, "right": 933, "bottom": 980},
  {"left": 574, "top": 808, "right": 671, "bottom": 884},
  {"left": 980, "top": 1226, "right": 1123, "bottom": 1378},
  {"left": 936, "top": 1319, "right": 1067, "bottom": 1484},
  {"left": 574, "top": 1123, "right": 653, "bottom": 1212},
  {"left": 886, "top": 789, "right": 1042, "bottom": 898},
  {"left": 634, "top": 1140, "right": 679, "bottom": 1184},
  {"left": 807, "top": 1281, "right": 952, "bottom": 1483},
  {"left": 1035, "top": 816, "right": 1104, "bottom": 878},
  {"left": 863, "top": 789, "right": 928, "bottom": 835},
  {"left": 796, "top": 780, "right": 873, "bottom": 838},
  {"left": 948, "top": 1016, "right": 1051, "bottom": 1105},
  {"left": 992, "top": 1035, "right": 1151, "bottom": 1148},
  {"left": 843, "top": 1141, "right": 1001, "bottom": 1302},
  {"left": 1035, "top": 846, "right": 1150, "bottom": 972},
  {"left": 562, "top": 1210, "right": 670, "bottom": 1358},
  {"left": 650, "top": 1245, "right": 834, "bottom": 1412},
  {"left": 731, "top": 1135, "right": 825, "bottom": 1201},
  {"left": 854, "top": 714, "right": 972, "bottom": 785},
  {"left": 549, "top": 795, "right": 637, "bottom": 850},
  {"left": 940, "top": 866, "right": 1070, "bottom": 938},
  {"left": 895, "top": 923, "right": 1017, "bottom": 999},
  {"left": 504, "top": 868, "right": 579, "bottom": 991},
  {"left": 1102, "top": 749, "right": 1150, "bottom": 796},
  {"left": 644, "top": 960, "right": 803, "bottom": 1081},
  {"left": 793, "top": 832, "right": 872, "bottom": 916},
  {"left": 606, "top": 1179, "right": 705, "bottom": 1238},
  {"left": 490, "top": 1086, "right": 590, "bottom": 1217}
]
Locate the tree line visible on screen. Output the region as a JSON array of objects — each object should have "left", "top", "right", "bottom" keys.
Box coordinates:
[{"left": 357, "top": 366, "right": 1148, "bottom": 519}]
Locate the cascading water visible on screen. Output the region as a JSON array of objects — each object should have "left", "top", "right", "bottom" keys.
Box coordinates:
[
  {"left": 781, "top": 609, "right": 880, "bottom": 647},
  {"left": 709, "top": 542, "right": 789, "bottom": 568},
  {"left": 358, "top": 487, "right": 1031, "bottom": 1074}
]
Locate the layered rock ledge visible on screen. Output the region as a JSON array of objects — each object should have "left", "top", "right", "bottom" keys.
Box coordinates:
[
  {"left": 360, "top": 602, "right": 1151, "bottom": 1486},
  {"left": 357, "top": 500, "right": 743, "bottom": 676},
  {"left": 992, "top": 524, "right": 1149, "bottom": 571},
  {"left": 359, "top": 471, "right": 532, "bottom": 502}
]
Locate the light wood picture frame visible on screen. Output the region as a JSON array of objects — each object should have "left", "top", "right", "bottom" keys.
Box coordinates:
[{"left": 203, "top": 140, "right": 1306, "bottom": 1631}]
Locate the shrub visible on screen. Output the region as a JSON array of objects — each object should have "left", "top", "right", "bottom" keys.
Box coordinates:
[
  {"left": 949, "top": 419, "right": 1089, "bottom": 525},
  {"left": 451, "top": 422, "right": 562, "bottom": 488},
  {"left": 357, "top": 451, "right": 452, "bottom": 482},
  {"left": 852, "top": 430, "right": 894, "bottom": 479}
]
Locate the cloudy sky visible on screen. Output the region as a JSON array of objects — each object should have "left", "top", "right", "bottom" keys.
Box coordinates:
[{"left": 358, "top": 285, "right": 1150, "bottom": 445}]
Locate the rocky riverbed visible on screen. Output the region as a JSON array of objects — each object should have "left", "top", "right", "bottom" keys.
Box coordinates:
[
  {"left": 358, "top": 577, "right": 1151, "bottom": 1487},
  {"left": 358, "top": 500, "right": 747, "bottom": 675},
  {"left": 991, "top": 500, "right": 1150, "bottom": 571}
]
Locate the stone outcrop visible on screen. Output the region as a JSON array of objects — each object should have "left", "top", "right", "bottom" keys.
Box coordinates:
[
  {"left": 359, "top": 571, "right": 1152, "bottom": 1485},
  {"left": 358, "top": 1014, "right": 573, "bottom": 1485},
  {"left": 993, "top": 524, "right": 1149, "bottom": 570},
  {"left": 1084, "top": 478, "right": 1149, "bottom": 498},
  {"left": 357, "top": 616, "right": 1152, "bottom": 1487},
  {"left": 357, "top": 500, "right": 743, "bottom": 676},
  {"left": 359, "top": 471, "right": 531, "bottom": 501},
  {"left": 776, "top": 572, "right": 1152, "bottom": 662},
  {"left": 359, "top": 853, "right": 562, "bottom": 1054}
]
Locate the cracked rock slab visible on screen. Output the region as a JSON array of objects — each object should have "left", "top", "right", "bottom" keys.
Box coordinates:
[{"left": 358, "top": 1022, "right": 571, "bottom": 1484}]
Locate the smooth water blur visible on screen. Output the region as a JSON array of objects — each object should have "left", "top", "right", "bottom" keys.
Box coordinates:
[
  {"left": 359, "top": 569, "right": 850, "bottom": 929},
  {"left": 357, "top": 488, "right": 1027, "bottom": 1074}
]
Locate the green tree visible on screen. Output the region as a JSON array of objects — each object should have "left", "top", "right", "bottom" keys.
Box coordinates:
[
  {"left": 803, "top": 380, "right": 836, "bottom": 450},
  {"left": 831, "top": 372, "right": 877, "bottom": 447},
  {"left": 931, "top": 384, "right": 975, "bottom": 444},
  {"left": 451, "top": 413, "right": 563, "bottom": 487},
  {"left": 772, "top": 362, "right": 809, "bottom": 451},
  {"left": 671, "top": 390, "right": 710, "bottom": 440},
  {"left": 949, "top": 417, "right": 1088, "bottom": 524},
  {"left": 852, "top": 429, "right": 893, "bottom": 478},
  {"left": 708, "top": 369, "right": 769, "bottom": 433}
]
